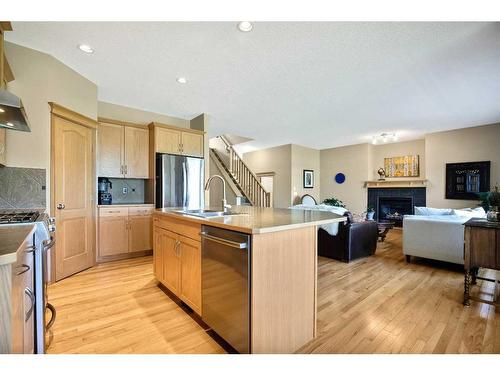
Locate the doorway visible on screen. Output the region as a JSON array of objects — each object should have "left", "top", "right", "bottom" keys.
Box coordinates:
[
  {"left": 50, "top": 103, "right": 97, "bottom": 281},
  {"left": 257, "top": 173, "right": 274, "bottom": 207}
]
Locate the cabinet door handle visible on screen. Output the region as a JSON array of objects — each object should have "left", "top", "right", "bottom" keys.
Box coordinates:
[
  {"left": 24, "top": 287, "right": 35, "bottom": 322},
  {"left": 16, "top": 264, "right": 31, "bottom": 275},
  {"left": 124, "top": 165, "right": 128, "bottom": 175},
  {"left": 175, "top": 240, "right": 181, "bottom": 257}
]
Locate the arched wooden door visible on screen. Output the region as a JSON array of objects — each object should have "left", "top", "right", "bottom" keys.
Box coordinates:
[{"left": 51, "top": 103, "right": 96, "bottom": 281}]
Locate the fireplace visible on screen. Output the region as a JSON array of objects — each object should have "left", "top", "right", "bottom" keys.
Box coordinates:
[
  {"left": 378, "top": 197, "right": 413, "bottom": 227},
  {"left": 367, "top": 187, "right": 426, "bottom": 226}
]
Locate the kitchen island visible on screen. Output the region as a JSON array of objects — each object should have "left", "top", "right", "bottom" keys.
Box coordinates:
[{"left": 153, "top": 206, "right": 345, "bottom": 354}]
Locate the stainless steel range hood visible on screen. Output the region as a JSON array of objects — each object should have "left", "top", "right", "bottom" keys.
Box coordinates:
[{"left": 0, "top": 89, "right": 31, "bottom": 132}]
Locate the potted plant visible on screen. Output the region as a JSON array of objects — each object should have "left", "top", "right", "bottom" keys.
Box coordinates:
[
  {"left": 487, "top": 185, "right": 500, "bottom": 222},
  {"left": 365, "top": 206, "right": 375, "bottom": 221},
  {"left": 323, "top": 197, "right": 346, "bottom": 208}
]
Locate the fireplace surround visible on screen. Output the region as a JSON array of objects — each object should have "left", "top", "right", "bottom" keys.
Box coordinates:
[{"left": 367, "top": 187, "right": 426, "bottom": 226}]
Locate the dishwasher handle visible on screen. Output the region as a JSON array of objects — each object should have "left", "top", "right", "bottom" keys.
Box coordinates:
[{"left": 200, "top": 232, "right": 248, "bottom": 249}]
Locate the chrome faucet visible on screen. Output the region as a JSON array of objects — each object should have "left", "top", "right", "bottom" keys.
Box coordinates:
[{"left": 204, "top": 175, "right": 232, "bottom": 213}]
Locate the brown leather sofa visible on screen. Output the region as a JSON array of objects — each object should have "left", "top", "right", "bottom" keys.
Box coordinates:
[{"left": 318, "top": 212, "right": 378, "bottom": 262}]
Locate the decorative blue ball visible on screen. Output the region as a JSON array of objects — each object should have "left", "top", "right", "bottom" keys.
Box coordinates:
[{"left": 334, "top": 173, "right": 346, "bottom": 184}]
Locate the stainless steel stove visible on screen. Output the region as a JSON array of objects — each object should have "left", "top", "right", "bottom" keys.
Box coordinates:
[{"left": 0, "top": 210, "right": 40, "bottom": 224}]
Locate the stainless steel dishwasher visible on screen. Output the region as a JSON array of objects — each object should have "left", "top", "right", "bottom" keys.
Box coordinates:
[{"left": 201, "top": 225, "right": 251, "bottom": 354}]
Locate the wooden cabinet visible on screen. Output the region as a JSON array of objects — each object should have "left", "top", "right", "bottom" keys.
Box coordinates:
[
  {"left": 98, "top": 121, "right": 150, "bottom": 178},
  {"left": 129, "top": 215, "right": 152, "bottom": 252},
  {"left": 463, "top": 219, "right": 500, "bottom": 307},
  {"left": 153, "top": 215, "right": 202, "bottom": 314},
  {"left": 181, "top": 132, "right": 204, "bottom": 157},
  {"left": 150, "top": 122, "right": 204, "bottom": 158},
  {"left": 0, "top": 226, "right": 35, "bottom": 354},
  {"left": 160, "top": 228, "right": 181, "bottom": 294},
  {"left": 179, "top": 236, "right": 202, "bottom": 311},
  {"left": 98, "top": 122, "right": 123, "bottom": 178},
  {"left": 124, "top": 126, "right": 149, "bottom": 178},
  {"left": 155, "top": 127, "right": 181, "bottom": 154},
  {"left": 98, "top": 205, "right": 154, "bottom": 261},
  {"left": 98, "top": 216, "right": 129, "bottom": 257}
]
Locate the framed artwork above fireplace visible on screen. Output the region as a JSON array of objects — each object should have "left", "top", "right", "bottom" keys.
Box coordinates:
[{"left": 445, "top": 161, "right": 490, "bottom": 200}]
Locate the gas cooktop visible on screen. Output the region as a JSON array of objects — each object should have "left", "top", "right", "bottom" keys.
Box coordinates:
[{"left": 0, "top": 210, "right": 40, "bottom": 224}]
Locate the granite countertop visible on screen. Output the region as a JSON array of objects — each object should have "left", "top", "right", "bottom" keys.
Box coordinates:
[
  {"left": 154, "top": 206, "right": 346, "bottom": 234},
  {"left": 0, "top": 224, "right": 36, "bottom": 266}
]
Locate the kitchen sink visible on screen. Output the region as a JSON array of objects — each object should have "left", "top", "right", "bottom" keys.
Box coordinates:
[{"left": 174, "top": 209, "right": 246, "bottom": 218}]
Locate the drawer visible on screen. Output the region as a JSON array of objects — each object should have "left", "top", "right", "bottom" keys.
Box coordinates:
[
  {"left": 99, "top": 207, "right": 129, "bottom": 217},
  {"left": 154, "top": 215, "right": 201, "bottom": 241},
  {"left": 129, "top": 206, "right": 154, "bottom": 216}
]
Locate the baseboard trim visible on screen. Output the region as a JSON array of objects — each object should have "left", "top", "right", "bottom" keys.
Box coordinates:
[{"left": 97, "top": 249, "right": 153, "bottom": 263}]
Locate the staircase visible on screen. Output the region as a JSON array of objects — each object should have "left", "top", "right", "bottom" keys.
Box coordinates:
[{"left": 210, "top": 136, "right": 271, "bottom": 207}]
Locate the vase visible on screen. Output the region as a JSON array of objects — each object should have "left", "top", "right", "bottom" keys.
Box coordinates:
[
  {"left": 486, "top": 206, "right": 499, "bottom": 222},
  {"left": 366, "top": 211, "right": 375, "bottom": 221}
]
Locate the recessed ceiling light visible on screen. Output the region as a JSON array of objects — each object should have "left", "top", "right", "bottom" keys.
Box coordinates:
[
  {"left": 176, "top": 77, "right": 187, "bottom": 84},
  {"left": 237, "top": 21, "right": 253, "bottom": 32},
  {"left": 0, "top": 108, "right": 5, "bottom": 113},
  {"left": 78, "top": 44, "right": 94, "bottom": 54},
  {"left": 5, "top": 122, "right": 14, "bottom": 127}
]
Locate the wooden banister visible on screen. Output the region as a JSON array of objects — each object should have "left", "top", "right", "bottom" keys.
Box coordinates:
[{"left": 213, "top": 135, "right": 271, "bottom": 207}]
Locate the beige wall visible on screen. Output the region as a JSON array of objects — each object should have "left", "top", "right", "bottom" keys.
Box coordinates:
[
  {"left": 291, "top": 144, "right": 320, "bottom": 205},
  {"left": 243, "top": 144, "right": 292, "bottom": 208},
  {"left": 320, "top": 143, "right": 371, "bottom": 214},
  {"left": 98, "top": 101, "right": 189, "bottom": 128},
  {"left": 5, "top": 42, "right": 98, "bottom": 209},
  {"left": 425, "top": 123, "right": 500, "bottom": 209},
  {"left": 371, "top": 139, "right": 426, "bottom": 180}
]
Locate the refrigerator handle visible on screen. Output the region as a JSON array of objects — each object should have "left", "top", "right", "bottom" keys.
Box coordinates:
[{"left": 182, "top": 162, "right": 188, "bottom": 207}]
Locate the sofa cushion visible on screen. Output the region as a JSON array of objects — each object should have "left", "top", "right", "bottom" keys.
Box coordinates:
[
  {"left": 414, "top": 206, "right": 453, "bottom": 216},
  {"left": 452, "top": 207, "right": 486, "bottom": 218}
]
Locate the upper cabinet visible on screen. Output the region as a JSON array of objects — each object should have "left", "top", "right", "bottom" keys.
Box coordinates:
[
  {"left": 98, "top": 120, "right": 150, "bottom": 178},
  {"left": 150, "top": 122, "right": 204, "bottom": 158}
]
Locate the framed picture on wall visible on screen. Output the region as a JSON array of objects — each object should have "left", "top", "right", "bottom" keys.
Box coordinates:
[
  {"left": 303, "top": 170, "right": 314, "bottom": 188},
  {"left": 445, "top": 161, "right": 490, "bottom": 200}
]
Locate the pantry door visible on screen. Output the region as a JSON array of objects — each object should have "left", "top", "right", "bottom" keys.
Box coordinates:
[{"left": 51, "top": 103, "right": 97, "bottom": 281}]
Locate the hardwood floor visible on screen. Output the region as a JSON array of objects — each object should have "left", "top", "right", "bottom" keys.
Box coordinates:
[
  {"left": 46, "top": 256, "right": 225, "bottom": 354},
  {"left": 47, "top": 230, "right": 499, "bottom": 354},
  {"left": 299, "top": 230, "right": 500, "bottom": 354}
]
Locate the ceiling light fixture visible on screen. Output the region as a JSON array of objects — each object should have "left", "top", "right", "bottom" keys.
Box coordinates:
[
  {"left": 5, "top": 122, "right": 14, "bottom": 127},
  {"left": 372, "top": 132, "right": 398, "bottom": 145},
  {"left": 0, "top": 108, "right": 5, "bottom": 113},
  {"left": 176, "top": 77, "right": 187, "bottom": 84},
  {"left": 78, "top": 44, "right": 94, "bottom": 54},
  {"left": 237, "top": 21, "right": 253, "bottom": 32}
]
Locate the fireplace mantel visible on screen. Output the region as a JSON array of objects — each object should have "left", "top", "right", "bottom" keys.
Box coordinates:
[{"left": 364, "top": 179, "right": 427, "bottom": 189}]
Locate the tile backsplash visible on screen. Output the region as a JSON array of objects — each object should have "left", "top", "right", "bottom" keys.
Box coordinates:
[
  {"left": 0, "top": 167, "right": 46, "bottom": 209},
  {"left": 107, "top": 178, "right": 146, "bottom": 204}
]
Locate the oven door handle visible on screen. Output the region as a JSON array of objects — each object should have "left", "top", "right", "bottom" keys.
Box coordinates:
[
  {"left": 46, "top": 303, "right": 56, "bottom": 330},
  {"left": 24, "top": 287, "right": 35, "bottom": 322},
  {"left": 43, "top": 238, "right": 56, "bottom": 251}
]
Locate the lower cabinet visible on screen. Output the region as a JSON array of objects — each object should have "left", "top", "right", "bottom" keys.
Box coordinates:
[
  {"left": 153, "top": 218, "right": 202, "bottom": 315},
  {"left": 98, "top": 205, "right": 153, "bottom": 261},
  {"left": 1, "top": 230, "right": 35, "bottom": 354}
]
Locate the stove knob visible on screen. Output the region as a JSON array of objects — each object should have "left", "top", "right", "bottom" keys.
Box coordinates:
[
  {"left": 48, "top": 217, "right": 56, "bottom": 224},
  {"left": 48, "top": 224, "right": 56, "bottom": 233}
]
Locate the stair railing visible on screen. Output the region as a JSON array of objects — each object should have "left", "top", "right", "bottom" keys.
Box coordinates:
[{"left": 216, "top": 135, "right": 271, "bottom": 207}]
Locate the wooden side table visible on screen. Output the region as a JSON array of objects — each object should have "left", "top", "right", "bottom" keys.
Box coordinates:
[{"left": 463, "top": 218, "right": 500, "bottom": 306}]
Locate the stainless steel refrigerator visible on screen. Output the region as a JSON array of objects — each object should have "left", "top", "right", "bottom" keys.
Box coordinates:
[{"left": 156, "top": 153, "right": 204, "bottom": 209}]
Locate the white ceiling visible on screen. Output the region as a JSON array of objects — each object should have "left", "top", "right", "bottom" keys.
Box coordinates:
[{"left": 5, "top": 22, "right": 500, "bottom": 151}]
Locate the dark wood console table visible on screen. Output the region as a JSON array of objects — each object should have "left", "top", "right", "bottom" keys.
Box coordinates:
[{"left": 463, "top": 218, "right": 500, "bottom": 307}]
